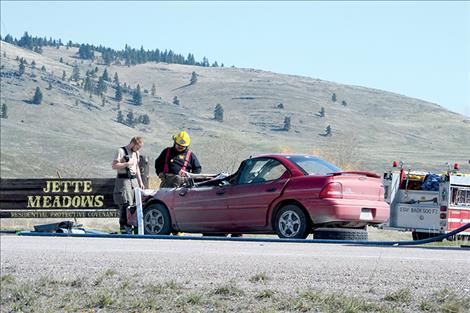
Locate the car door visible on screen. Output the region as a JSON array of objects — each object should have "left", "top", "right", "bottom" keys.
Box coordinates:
[
  {"left": 172, "top": 185, "right": 231, "bottom": 232},
  {"left": 225, "top": 158, "right": 290, "bottom": 229}
]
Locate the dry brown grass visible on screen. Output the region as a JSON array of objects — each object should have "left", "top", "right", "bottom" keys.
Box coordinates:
[{"left": 1, "top": 272, "right": 468, "bottom": 313}]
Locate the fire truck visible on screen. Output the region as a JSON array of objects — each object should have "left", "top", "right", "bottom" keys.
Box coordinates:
[{"left": 383, "top": 161, "right": 470, "bottom": 240}]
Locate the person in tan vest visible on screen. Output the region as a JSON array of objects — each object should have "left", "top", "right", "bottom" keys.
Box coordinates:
[{"left": 112, "top": 136, "right": 145, "bottom": 233}]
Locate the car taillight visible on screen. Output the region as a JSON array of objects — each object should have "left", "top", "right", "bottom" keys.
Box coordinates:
[{"left": 320, "top": 182, "right": 343, "bottom": 199}]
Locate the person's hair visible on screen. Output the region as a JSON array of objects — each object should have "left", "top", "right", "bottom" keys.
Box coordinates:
[{"left": 130, "top": 136, "right": 144, "bottom": 145}]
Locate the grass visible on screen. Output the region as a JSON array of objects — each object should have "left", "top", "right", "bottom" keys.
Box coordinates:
[
  {"left": 1, "top": 273, "right": 15, "bottom": 284},
  {"left": 384, "top": 289, "right": 413, "bottom": 303},
  {"left": 213, "top": 282, "right": 244, "bottom": 297},
  {"left": 1, "top": 273, "right": 469, "bottom": 313},
  {"left": 249, "top": 272, "right": 271, "bottom": 284}
]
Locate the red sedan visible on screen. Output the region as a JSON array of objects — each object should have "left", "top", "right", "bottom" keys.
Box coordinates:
[{"left": 142, "top": 154, "right": 389, "bottom": 239}]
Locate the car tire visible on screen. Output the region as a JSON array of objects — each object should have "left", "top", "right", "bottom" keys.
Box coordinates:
[
  {"left": 314, "top": 228, "right": 368, "bottom": 240},
  {"left": 274, "top": 204, "right": 310, "bottom": 239},
  {"left": 143, "top": 204, "right": 172, "bottom": 235}
]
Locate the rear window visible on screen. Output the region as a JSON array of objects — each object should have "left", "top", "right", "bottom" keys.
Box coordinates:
[{"left": 286, "top": 155, "right": 341, "bottom": 176}]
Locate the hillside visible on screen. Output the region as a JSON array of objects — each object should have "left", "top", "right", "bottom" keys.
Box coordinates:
[{"left": 1, "top": 41, "right": 469, "bottom": 178}]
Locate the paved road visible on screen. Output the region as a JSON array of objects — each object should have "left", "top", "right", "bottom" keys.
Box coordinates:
[{"left": 1, "top": 235, "right": 469, "bottom": 301}]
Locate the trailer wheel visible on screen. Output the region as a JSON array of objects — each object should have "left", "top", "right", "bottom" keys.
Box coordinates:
[
  {"left": 143, "top": 204, "right": 171, "bottom": 235},
  {"left": 314, "top": 228, "right": 368, "bottom": 240}
]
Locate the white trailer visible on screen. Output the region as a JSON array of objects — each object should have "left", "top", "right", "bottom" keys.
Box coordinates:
[{"left": 383, "top": 163, "right": 470, "bottom": 240}]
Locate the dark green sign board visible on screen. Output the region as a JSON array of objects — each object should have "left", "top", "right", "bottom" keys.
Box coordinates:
[{"left": 0, "top": 178, "right": 118, "bottom": 218}]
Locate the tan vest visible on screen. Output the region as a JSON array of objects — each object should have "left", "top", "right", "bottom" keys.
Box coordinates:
[{"left": 113, "top": 147, "right": 139, "bottom": 176}]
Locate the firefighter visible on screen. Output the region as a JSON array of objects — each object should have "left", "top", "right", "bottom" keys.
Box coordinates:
[
  {"left": 155, "top": 131, "right": 201, "bottom": 188},
  {"left": 112, "top": 136, "right": 145, "bottom": 233}
]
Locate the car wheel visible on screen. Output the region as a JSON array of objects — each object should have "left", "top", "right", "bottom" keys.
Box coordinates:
[
  {"left": 275, "top": 204, "right": 309, "bottom": 239},
  {"left": 314, "top": 228, "right": 368, "bottom": 240},
  {"left": 143, "top": 204, "right": 171, "bottom": 235}
]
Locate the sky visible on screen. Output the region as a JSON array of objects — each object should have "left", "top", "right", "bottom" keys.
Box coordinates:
[{"left": 1, "top": 1, "right": 469, "bottom": 116}]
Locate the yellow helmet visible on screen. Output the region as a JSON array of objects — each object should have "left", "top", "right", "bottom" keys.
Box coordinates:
[{"left": 173, "top": 131, "right": 190, "bottom": 147}]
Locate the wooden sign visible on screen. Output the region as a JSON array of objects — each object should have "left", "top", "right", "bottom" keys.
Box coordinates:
[{"left": 0, "top": 178, "right": 119, "bottom": 218}]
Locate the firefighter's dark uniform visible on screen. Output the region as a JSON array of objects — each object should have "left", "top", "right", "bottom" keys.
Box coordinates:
[{"left": 155, "top": 146, "right": 201, "bottom": 188}]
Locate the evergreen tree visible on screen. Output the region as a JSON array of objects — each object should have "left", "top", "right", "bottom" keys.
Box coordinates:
[
  {"left": 59, "top": 57, "right": 63, "bottom": 63},
  {"left": 190, "top": 71, "right": 198, "bottom": 85},
  {"left": 1, "top": 104, "right": 7, "bottom": 119},
  {"left": 72, "top": 65, "right": 80, "bottom": 82},
  {"left": 341, "top": 100, "right": 347, "bottom": 106},
  {"left": 101, "top": 96, "right": 106, "bottom": 106},
  {"left": 117, "top": 110, "right": 124, "bottom": 124},
  {"left": 47, "top": 82, "right": 52, "bottom": 90},
  {"left": 214, "top": 103, "right": 224, "bottom": 121},
  {"left": 62, "top": 70, "right": 66, "bottom": 81},
  {"left": 151, "top": 83, "right": 156, "bottom": 96},
  {"left": 78, "top": 44, "right": 94, "bottom": 59},
  {"left": 96, "top": 76, "right": 107, "bottom": 95},
  {"left": 325, "top": 125, "right": 332, "bottom": 136},
  {"left": 140, "top": 114, "right": 150, "bottom": 125},
  {"left": 173, "top": 96, "right": 180, "bottom": 105},
  {"left": 133, "top": 84, "right": 142, "bottom": 105},
  {"left": 113, "top": 72, "right": 119, "bottom": 86},
  {"left": 18, "top": 62, "right": 25, "bottom": 75},
  {"left": 332, "top": 93, "right": 337, "bottom": 102},
  {"left": 115, "top": 84, "right": 123, "bottom": 101},
  {"left": 102, "top": 68, "right": 109, "bottom": 81},
  {"left": 319, "top": 107, "right": 325, "bottom": 117},
  {"left": 102, "top": 50, "right": 114, "bottom": 65},
  {"left": 126, "top": 110, "right": 135, "bottom": 126},
  {"left": 84, "top": 76, "right": 93, "bottom": 92},
  {"left": 41, "top": 65, "right": 46, "bottom": 71},
  {"left": 31, "top": 60, "right": 36, "bottom": 69},
  {"left": 283, "top": 116, "right": 291, "bottom": 131},
  {"left": 32, "top": 87, "right": 43, "bottom": 104}
]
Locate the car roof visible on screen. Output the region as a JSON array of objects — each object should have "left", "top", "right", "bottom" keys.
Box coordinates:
[{"left": 250, "top": 153, "right": 320, "bottom": 160}]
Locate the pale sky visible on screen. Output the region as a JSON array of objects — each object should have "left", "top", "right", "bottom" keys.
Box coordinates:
[{"left": 1, "top": 1, "right": 469, "bottom": 116}]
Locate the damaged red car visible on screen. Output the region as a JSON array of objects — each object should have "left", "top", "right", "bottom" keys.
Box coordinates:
[{"left": 142, "top": 154, "right": 389, "bottom": 240}]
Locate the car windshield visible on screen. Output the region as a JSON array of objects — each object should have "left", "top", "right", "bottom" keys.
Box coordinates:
[{"left": 286, "top": 155, "right": 342, "bottom": 176}]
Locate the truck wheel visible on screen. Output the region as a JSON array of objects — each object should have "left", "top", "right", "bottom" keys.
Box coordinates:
[
  {"left": 274, "top": 204, "right": 310, "bottom": 239},
  {"left": 314, "top": 228, "right": 368, "bottom": 240},
  {"left": 143, "top": 204, "right": 171, "bottom": 235}
]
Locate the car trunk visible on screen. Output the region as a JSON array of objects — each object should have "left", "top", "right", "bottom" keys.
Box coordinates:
[{"left": 330, "top": 172, "right": 383, "bottom": 201}]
